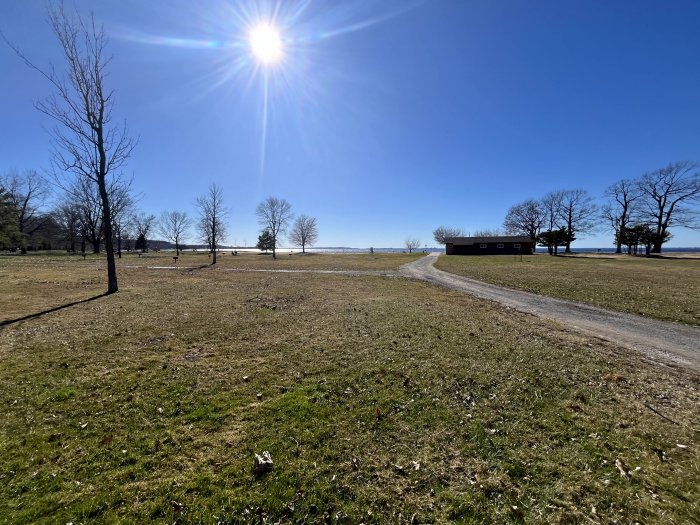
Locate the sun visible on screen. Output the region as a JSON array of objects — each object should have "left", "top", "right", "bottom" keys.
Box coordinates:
[{"left": 249, "top": 23, "right": 283, "bottom": 64}]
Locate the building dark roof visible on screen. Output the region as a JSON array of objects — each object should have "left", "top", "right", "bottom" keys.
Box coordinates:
[{"left": 445, "top": 236, "right": 532, "bottom": 244}]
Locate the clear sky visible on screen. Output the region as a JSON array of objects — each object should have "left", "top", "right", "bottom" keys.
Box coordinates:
[{"left": 2, "top": 0, "right": 699, "bottom": 248}]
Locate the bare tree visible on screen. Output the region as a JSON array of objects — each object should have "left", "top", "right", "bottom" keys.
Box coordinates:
[
  {"left": 472, "top": 228, "right": 502, "bottom": 237},
  {"left": 557, "top": 189, "right": 598, "bottom": 253},
  {"left": 602, "top": 179, "right": 642, "bottom": 253},
  {"left": 196, "top": 184, "right": 227, "bottom": 264},
  {"left": 636, "top": 161, "right": 700, "bottom": 253},
  {"left": 256, "top": 197, "right": 293, "bottom": 259},
  {"left": 70, "top": 176, "right": 103, "bottom": 253},
  {"left": 8, "top": 5, "right": 137, "bottom": 292},
  {"left": 53, "top": 200, "right": 82, "bottom": 252},
  {"left": 541, "top": 191, "right": 564, "bottom": 232},
  {"left": 66, "top": 175, "right": 132, "bottom": 254},
  {"left": 1, "top": 169, "right": 51, "bottom": 253},
  {"left": 503, "top": 199, "right": 544, "bottom": 251},
  {"left": 288, "top": 214, "right": 318, "bottom": 253},
  {"left": 130, "top": 211, "right": 156, "bottom": 253},
  {"left": 110, "top": 185, "right": 134, "bottom": 258},
  {"left": 405, "top": 237, "right": 421, "bottom": 253},
  {"left": 433, "top": 225, "right": 465, "bottom": 244},
  {"left": 158, "top": 211, "right": 191, "bottom": 255}
]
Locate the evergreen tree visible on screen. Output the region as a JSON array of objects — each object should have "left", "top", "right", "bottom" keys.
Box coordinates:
[
  {"left": 0, "top": 189, "right": 21, "bottom": 249},
  {"left": 256, "top": 229, "right": 274, "bottom": 253}
]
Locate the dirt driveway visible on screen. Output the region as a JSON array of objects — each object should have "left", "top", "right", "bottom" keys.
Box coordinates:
[{"left": 401, "top": 253, "right": 700, "bottom": 372}]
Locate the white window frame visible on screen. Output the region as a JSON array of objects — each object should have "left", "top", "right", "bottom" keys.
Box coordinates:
[{"left": 497, "top": 243, "right": 504, "bottom": 248}]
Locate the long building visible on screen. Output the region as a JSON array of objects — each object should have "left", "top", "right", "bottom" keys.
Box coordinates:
[{"left": 445, "top": 236, "right": 533, "bottom": 255}]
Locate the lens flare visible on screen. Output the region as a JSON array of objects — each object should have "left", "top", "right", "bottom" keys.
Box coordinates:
[{"left": 249, "top": 24, "right": 283, "bottom": 64}]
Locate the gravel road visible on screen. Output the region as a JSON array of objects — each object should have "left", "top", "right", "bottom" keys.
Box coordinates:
[{"left": 400, "top": 253, "right": 700, "bottom": 372}]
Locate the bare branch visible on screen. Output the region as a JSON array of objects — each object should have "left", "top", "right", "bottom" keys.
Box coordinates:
[
  {"left": 503, "top": 199, "right": 544, "bottom": 251},
  {"left": 404, "top": 237, "right": 421, "bottom": 254},
  {"left": 432, "top": 226, "right": 465, "bottom": 245},
  {"left": 636, "top": 161, "right": 700, "bottom": 252}
]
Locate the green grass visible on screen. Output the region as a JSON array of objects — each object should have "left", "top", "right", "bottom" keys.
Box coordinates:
[
  {"left": 0, "top": 255, "right": 698, "bottom": 523},
  {"left": 435, "top": 253, "right": 700, "bottom": 325}
]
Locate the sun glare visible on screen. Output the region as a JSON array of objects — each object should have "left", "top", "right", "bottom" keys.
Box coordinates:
[{"left": 249, "top": 23, "right": 283, "bottom": 64}]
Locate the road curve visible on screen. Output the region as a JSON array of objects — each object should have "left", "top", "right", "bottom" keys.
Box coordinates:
[{"left": 400, "top": 253, "right": 700, "bottom": 372}]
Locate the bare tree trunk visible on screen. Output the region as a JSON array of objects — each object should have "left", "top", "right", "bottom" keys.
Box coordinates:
[
  {"left": 211, "top": 216, "right": 217, "bottom": 264},
  {"left": 96, "top": 127, "right": 118, "bottom": 291},
  {"left": 102, "top": 207, "right": 118, "bottom": 292}
]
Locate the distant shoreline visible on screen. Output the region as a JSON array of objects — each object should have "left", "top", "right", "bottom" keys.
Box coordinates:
[
  {"left": 3, "top": 247, "right": 699, "bottom": 256},
  {"left": 197, "top": 246, "right": 700, "bottom": 254}
]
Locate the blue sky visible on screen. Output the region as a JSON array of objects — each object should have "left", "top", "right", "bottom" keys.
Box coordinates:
[{"left": 2, "top": 0, "right": 699, "bottom": 248}]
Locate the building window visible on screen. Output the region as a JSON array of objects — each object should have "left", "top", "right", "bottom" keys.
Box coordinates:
[
  {"left": 480, "top": 244, "right": 487, "bottom": 248},
  {"left": 497, "top": 244, "right": 504, "bottom": 248},
  {"left": 514, "top": 243, "right": 520, "bottom": 248}
]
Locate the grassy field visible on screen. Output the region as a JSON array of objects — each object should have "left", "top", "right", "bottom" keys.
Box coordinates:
[
  {"left": 0, "top": 254, "right": 698, "bottom": 524},
  {"left": 435, "top": 254, "right": 700, "bottom": 326}
]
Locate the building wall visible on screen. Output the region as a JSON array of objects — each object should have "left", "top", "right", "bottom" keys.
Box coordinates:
[{"left": 446, "top": 241, "right": 532, "bottom": 255}]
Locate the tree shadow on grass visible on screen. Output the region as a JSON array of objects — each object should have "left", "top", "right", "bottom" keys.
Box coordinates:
[
  {"left": 186, "top": 264, "right": 212, "bottom": 272},
  {"left": 0, "top": 292, "right": 109, "bottom": 328},
  {"left": 564, "top": 254, "right": 696, "bottom": 260},
  {"left": 555, "top": 254, "right": 620, "bottom": 259}
]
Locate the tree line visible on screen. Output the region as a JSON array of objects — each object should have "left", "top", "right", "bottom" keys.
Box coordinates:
[
  {"left": 433, "top": 161, "right": 699, "bottom": 255},
  {"left": 0, "top": 171, "right": 320, "bottom": 260}
]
